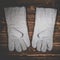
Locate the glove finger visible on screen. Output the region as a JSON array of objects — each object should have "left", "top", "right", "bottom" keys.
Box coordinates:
[
  {"left": 19, "top": 39, "right": 27, "bottom": 51},
  {"left": 14, "top": 38, "right": 22, "bottom": 52},
  {"left": 32, "top": 35, "right": 39, "bottom": 48},
  {"left": 8, "top": 36, "right": 14, "bottom": 51},
  {"left": 32, "top": 39, "right": 38, "bottom": 48},
  {"left": 23, "top": 35, "right": 30, "bottom": 47},
  {"left": 47, "top": 38, "right": 53, "bottom": 51},
  {"left": 41, "top": 40, "right": 47, "bottom": 52},
  {"left": 36, "top": 40, "right": 42, "bottom": 51}
]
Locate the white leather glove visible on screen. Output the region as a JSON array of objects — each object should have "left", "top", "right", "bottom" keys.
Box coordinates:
[
  {"left": 4, "top": 7, "right": 30, "bottom": 52},
  {"left": 32, "top": 8, "right": 57, "bottom": 52}
]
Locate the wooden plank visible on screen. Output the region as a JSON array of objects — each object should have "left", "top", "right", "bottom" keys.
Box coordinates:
[{"left": 0, "top": 2, "right": 60, "bottom": 59}]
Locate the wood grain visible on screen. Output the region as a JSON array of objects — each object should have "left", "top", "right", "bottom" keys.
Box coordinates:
[{"left": 0, "top": 0, "right": 60, "bottom": 60}]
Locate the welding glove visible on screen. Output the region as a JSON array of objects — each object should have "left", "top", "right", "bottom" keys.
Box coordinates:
[
  {"left": 4, "top": 7, "right": 30, "bottom": 52},
  {"left": 32, "top": 8, "right": 57, "bottom": 52}
]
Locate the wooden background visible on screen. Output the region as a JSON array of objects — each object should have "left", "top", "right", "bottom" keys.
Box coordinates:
[{"left": 0, "top": 0, "right": 60, "bottom": 60}]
